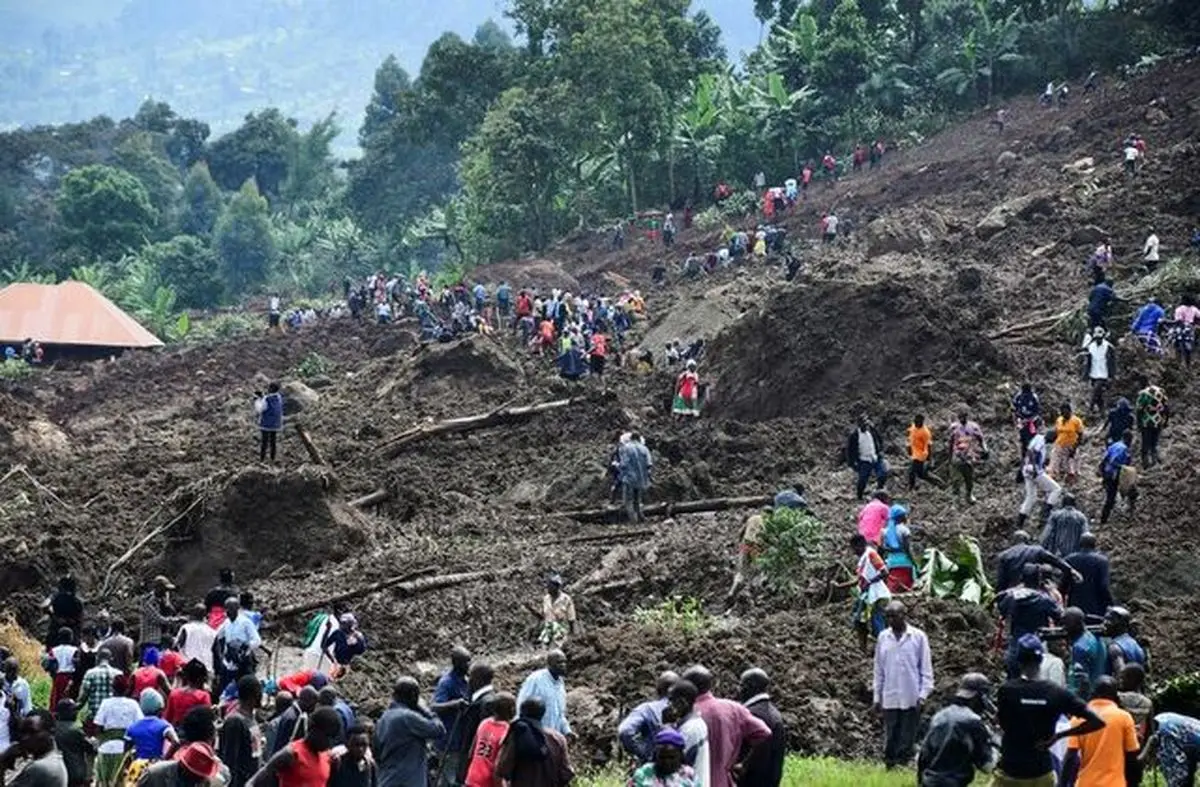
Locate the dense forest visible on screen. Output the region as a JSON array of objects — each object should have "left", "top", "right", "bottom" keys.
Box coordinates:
[{"left": 1, "top": 0, "right": 1197, "bottom": 338}]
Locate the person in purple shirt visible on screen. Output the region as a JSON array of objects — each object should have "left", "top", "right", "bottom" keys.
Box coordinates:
[
  {"left": 681, "top": 665, "right": 770, "bottom": 787},
  {"left": 618, "top": 671, "right": 679, "bottom": 764}
]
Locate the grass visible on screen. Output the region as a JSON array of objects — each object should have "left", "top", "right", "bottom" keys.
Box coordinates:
[
  {"left": 575, "top": 756, "right": 914, "bottom": 787},
  {"left": 631, "top": 596, "right": 715, "bottom": 635},
  {"left": 0, "top": 613, "right": 52, "bottom": 707}
]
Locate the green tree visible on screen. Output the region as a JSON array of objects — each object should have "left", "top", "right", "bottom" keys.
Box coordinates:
[
  {"left": 206, "top": 109, "right": 300, "bottom": 198},
  {"left": 214, "top": 179, "right": 276, "bottom": 293},
  {"left": 674, "top": 74, "right": 727, "bottom": 201},
  {"left": 179, "top": 162, "right": 222, "bottom": 237},
  {"left": 114, "top": 132, "right": 181, "bottom": 230},
  {"left": 165, "top": 118, "right": 210, "bottom": 171},
  {"left": 280, "top": 113, "right": 340, "bottom": 213},
  {"left": 811, "top": 0, "right": 874, "bottom": 109},
  {"left": 133, "top": 99, "right": 177, "bottom": 134},
  {"left": 140, "top": 235, "right": 224, "bottom": 308},
  {"left": 936, "top": 1, "right": 1026, "bottom": 105},
  {"left": 56, "top": 164, "right": 157, "bottom": 260},
  {"left": 747, "top": 72, "right": 817, "bottom": 171}
]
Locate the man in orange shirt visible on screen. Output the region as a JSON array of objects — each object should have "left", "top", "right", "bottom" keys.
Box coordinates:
[
  {"left": 1050, "top": 402, "right": 1086, "bottom": 484},
  {"left": 1061, "top": 676, "right": 1139, "bottom": 787},
  {"left": 906, "top": 415, "right": 943, "bottom": 491}
]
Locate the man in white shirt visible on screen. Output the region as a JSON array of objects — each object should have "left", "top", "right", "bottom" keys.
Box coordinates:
[
  {"left": 215, "top": 597, "right": 261, "bottom": 695},
  {"left": 176, "top": 604, "right": 216, "bottom": 674},
  {"left": 1018, "top": 424, "right": 1062, "bottom": 529},
  {"left": 1143, "top": 228, "right": 1160, "bottom": 272},
  {"left": 1079, "top": 327, "right": 1116, "bottom": 414},
  {"left": 874, "top": 601, "right": 934, "bottom": 769},
  {"left": 268, "top": 295, "right": 282, "bottom": 331},
  {"left": 1123, "top": 144, "right": 1139, "bottom": 176}
]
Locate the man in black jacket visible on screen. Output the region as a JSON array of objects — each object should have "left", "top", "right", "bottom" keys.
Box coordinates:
[
  {"left": 737, "top": 668, "right": 786, "bottom": 787},
  {"left": 1064, "top": 533, "right": 1113, "bottom": 618},
  {"left": 454, "top": 662, "right": 497, "bottom": 784},
  {"left": 994, "top": 531, "right": 1082, "bottom": 591},
  {"left": 846, "top": 414, "right": 886, "bottom": 500}
]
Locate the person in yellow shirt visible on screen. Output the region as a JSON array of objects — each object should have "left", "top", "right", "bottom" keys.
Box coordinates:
[
  {"left": 1050, "top": 402, "right": 1086, "bottom": 484},
  {"left": 1061, "top": 676, "right": 1139, "bottom": 787},
  {"left": 906, "top": 415, "right": 944, "bottom": 490}
]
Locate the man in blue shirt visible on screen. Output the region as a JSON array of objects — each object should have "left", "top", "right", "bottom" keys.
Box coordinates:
[
  {"left": 1087, "top": 279, "right": 1120, "bottom": 329},
  {"left": 321, "top": 613, "right": 368, "bottom": 668},
  {"left": 1063, "top": 607, "right": 1106, "bottom": 698},
  {"left": 516, "top": 650, "right": 571, "bottom": 737},
  {"left": 430, "top": 646, "right": 471, "bottom": 787},
  {"left": 1099, "top": 429, "right": 1137, "bottom": 524},
  {"left": 375, "top": 677, "right": 445, "bottom": 787},
  {"left": 617, "top": 671, "right": 678, "bottom": 763}
]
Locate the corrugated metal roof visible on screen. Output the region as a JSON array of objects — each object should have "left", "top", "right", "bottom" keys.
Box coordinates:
[{"left": 0, "top": 281, "right": 164, "bottom": 348}]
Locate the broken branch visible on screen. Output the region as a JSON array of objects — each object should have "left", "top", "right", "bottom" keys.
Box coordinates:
[
  {"left": 100, "top": 496, "right": 206, "bottom": 597},
  {"left": 987, "top": 309, "right": 1074, "bottom": 340},
  {"left": 272, "top": 567, "right": 517, "bottom": 619},
  {"left": 348, "top": 489, "right": 391, "bottom": 509},
  {"left": 381, "top": 398, "right": 578, "bottom": 458},
  {"left": 294, "top": 425, "right": 326, "bottom": 466},
  {"left": 557, "top": 495, "right": 773, "bottom": 524}
]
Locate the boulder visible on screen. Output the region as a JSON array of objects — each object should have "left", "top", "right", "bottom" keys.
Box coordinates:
[
  {"left": 1061, "top": 156, "right": 1095, "bottom": 175},
  {"left": 502, "top": 480, "right": 547, "bottom": 508},
  {"left": 281, "top": 380, "right": 320, "bottom": 414},
  {"left": 975, "top": 192, "right": 1057, "bottom": 240},
  {"left": 865, "top": 211, "right": 947, "bottom": 257},
  {"left": 1068, "top": 224, "right": 1109, "bottom": 246},
  {"left": 305, "top": 375, "right": 334, "bottom": 390},
  {"left": 997, "top": 151, "right": 1019, "bottom": 170},
  {"left": 1145, "top": 106, "right": 1170, "bottom": 125}
]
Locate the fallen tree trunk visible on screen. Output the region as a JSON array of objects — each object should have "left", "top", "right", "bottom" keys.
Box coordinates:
[
  {"left": 559, "top": 495, "right": 773, "bottom": 524},
  {"left": 381, "top": 398, "right": 577, "bottom": 458},
  {"left": 272, "top": 567, "right": 516, "bottom": 619},
  {"left": 294, "top": 425, "right": 326, "bottom": 466},
  {"left": 987, "top": 309, "right": 1074, "bottom": 340},
  {"left": 348, "top": 489, "right": 391, "bottom": 508}
]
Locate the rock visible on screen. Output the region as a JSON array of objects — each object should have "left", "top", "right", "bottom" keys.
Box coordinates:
[
  {"left": 1145, "top": 106, "right": 1170, "bottom": 125},
  {"left": 281, "top": 380, "right": 320, "bottom": 414},
  {"left": 305, "top": 375, "right": 334, "bottom": 389},
  {"left": 996, "top": 151, "right": 1019, "bottom": 170},
  {"left": 865, "top": 211, "right": 947, "bottom": 257},
  {"left": 975, "top": 191, "right": 1057, "bottom": 239},
  {"left": 1061, "top": 156, "right": 1095, "bottom": 175},
  {"left": 1068, "top": 224, "right": 1109, "bottom": 246},
  {"left": 502, "top": 480, "right": 547, "bottom": 508}
]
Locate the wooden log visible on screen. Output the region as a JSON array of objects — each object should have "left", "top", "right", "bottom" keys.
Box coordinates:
[
  {"left": 271, "top": 567, "right": 516, "bottom": 619},
  {"left": 381, "top": 398, "right": 577, "bottom": 458},
  {"left": 559, "top": 495, "right": 773, "bottom": 524},
  {"left": 294, "top": 425, "right": 326, "bottom": 466},
  {"left": 987, "top": 309, "right": 1074, "bottom": 340},
  {"left": 348, "top": 489, "right": 391, "bottom": 508}
]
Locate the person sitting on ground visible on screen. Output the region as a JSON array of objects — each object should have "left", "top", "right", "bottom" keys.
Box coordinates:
[{"left": 772, "top": 483, "right": 806, "bottom": 510}]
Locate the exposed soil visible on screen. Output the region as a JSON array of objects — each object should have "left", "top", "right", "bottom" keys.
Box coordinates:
[{"left": 3, "top": 57, "right": 1200, "bottom": 759}]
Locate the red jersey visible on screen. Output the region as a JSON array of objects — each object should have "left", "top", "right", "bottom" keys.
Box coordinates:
[
  {"left": 516, "top": 294, "right": 532, "bottom": 317},
  {"left": 465, "top": 719, "right": 510, "bottom": 787},
  {"left": 278, "top": 670, "right": 318, "bottom": 696},
  {"left": 165, "top": 687, "right": 211, "bottom": 726},
  {"left": 801, "top": 168, "right": 812, "bottom": 184},
  {"left": 278, "top": 740, "right": 330, "bottom": 787},
  {"left": 590, "top": 334, "right": 608, "bottom": 358},
  {"left": 822, "top": 155, "right": 835, "bottom": 171},
  {"left": 132, "top": 666, "right": 166, "bottom": 696}
]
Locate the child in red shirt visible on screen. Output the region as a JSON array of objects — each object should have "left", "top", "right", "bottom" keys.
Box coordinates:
[{"left": 465, "top": 693, "right": 516, "bottom": 787}]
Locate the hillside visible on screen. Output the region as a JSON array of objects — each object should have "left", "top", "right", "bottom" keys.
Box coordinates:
[{"left": 2, "top": 55, "right": 1200, "bottom": 759}]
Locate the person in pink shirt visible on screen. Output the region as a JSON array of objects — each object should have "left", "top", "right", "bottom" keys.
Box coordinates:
[
  {"left": 857, "top": 491, "right": 891, "bottom": 546},
  {"left": 1170, "top": 294, "right": 1199, "bottom": 366},
  {"left": 680, "top": 665, "right": 770, "bottom": 787}
]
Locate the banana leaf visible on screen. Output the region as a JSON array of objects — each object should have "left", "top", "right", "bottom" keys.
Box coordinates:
[{"left": 918, "top": 535, "right": 993, "bottom": 606}]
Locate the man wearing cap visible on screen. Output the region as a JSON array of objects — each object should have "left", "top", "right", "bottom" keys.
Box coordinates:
[
  {"left": 140, "top": 576, "right": 181, "bottom": 655},
  {"left": 628, "top": 728, "right": 697, "bottom": 787},
  {"left": 917, "top": 673, "right": 997, "bottom": 787},
  {"left": 321, "top": 613, "right": 367, "bottom": 670},
  {"left": 994, "top": 635, "right": 1104, "bottom": 787},
  {"left": 1061, "top": 676, "right": 1140, "bottom": 787},
  {"left": 1080, "top": 328, "right": 1115, "bottom": 415}
]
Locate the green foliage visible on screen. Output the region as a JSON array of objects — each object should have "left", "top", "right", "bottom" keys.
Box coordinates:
[
  {"left": 188, "top": 313, "right": 260, "bottom": 344},
  {"left": 179, "top": 163, "right": 223, "bottom": 237},
  {"left": 114, "top": 131, "right": 182, "bottom": 230},
  {"left": 577, "top": 756, "right": 913, "bottom": 787},
  {"left": 207, "top": 109, "right": 301, "bottom": 199},
  {"left": 632, "top": 596, "right": 714, "bottom": 635},
  {"left": 69, "top": 265, "right": 118, "bottom": 297},
  {"left": 756, "top": 507, "right": 826, "bottom": 594},
  {"left": 138, "top": 235, "right": 224, "bottom": 309},
  {"left": 919, "top": 535, "right": 992, "bottom": 605},
  {"left": 1, "top": 261, "right": 56, "bottom": 285},
  {"left": 215, "top": 180, "right": 277, "bottom": 294},
  {"left": 0, "top": 360, "right": 35, "bottom": 380},
  {"left": 1151, "top": 672, "right": 1200, "bottom": 719},
  {"left": 295, "top": 352, "right": 337, "bottom": 379},
  {"left": 56, "top": 165, "right": 157, "bottom": 260}
]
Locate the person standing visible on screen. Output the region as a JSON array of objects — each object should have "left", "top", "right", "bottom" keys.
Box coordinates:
[
  {"left": 494, "top": 698, "right": 573, "bottom": 787},
  {"left": 373, "top": 678, "right": 445, "bottom": 787},
  {"left": 851, "top": 534, "right": 892, "bottom": 652},
  {"left": 846, "top": 414, "right": 886, "bottom": 500},
  {"left": 1099, "top": 430, "right": 1137, "bottom": 524},
  {"left": 993, "top": 635, "right": 1104, "bottom": 786},
  {"left": 947, "top": 411, "right": 987, "bottom": 505},
  {"left": 1143, "top": 228, "right": 1161, "bottom": 272},
  {"left": 682, "top": 666, "right": 771, "bottom": 787},
  {"left": 517, "top": 651, "right": 571, "bottom": 739},
  {"left": 219, "top": 675, "right": 265, "bottom": 787},
  {"left": 1012, "top": 383, "right": 1042, "bottom": 457},
  {"left": 857, "top": 491, "right": 891, "bottom": 547},
  {"left": 917, "top": 674, "right": 996, "bottom": 787},
  {"left": 996, "top": 566, "right": 1063, "bottom": 678},
  {"left": 93, "top": 674, "right": 143, "bottom": 785},
  {"left": 881, "top": 506, "right": 918, "bottom": 592},
  {"left": 907, "top": 415, "right": 942, "bottom": 490},
  {"left": 329, "top": 726, "right": 376, "bottom": 787},
  {"left": 1017, "top": 424, "right": 1062, "bottom": 529},
  {"left": 738, "top": 669, "right": 786, "bottom": 787},
  {"left": 1134, "top": 377, "right": 1169, "bottom": 467},
  {"left": 672, "top": 360, "right": 701, "bottom": 417},
  {"left": 1061, "top": 677, "right": 1140, "bottom": 787},
  {"left": 254, "top": 383, "right": 284, "bottom": 462},
  {"left": 619, "top": 672, "right": 680, "bottom": 764},
  {"left": 214, "top": 597, "right": 261, "bottom": 696},
  {"left": 429, "top": 647, "right": 471, "bottom": 787},
  {"left": 618, "top": 433, "right": 653, "bottom": 524},
  {"left": 453, "top": 663, "right": 497, "bottom": 786},
  {"left": 100, "top": 619, "right": 136, "bottom": 674},
  {"left": 1080, "top": 328, "right": 1115, "bottom": 415},
  {"left": 321, "top": 613, "right": 368, "bottom": 671},
  {"left": 1064, "top": 533, "right": 1113, "bottom": 618},
  {"left": 76, "top": 647, "right": 121, "bottom": 722},
  {"left": 1104, "top": 607, "right": 1147, "bottom": 675},
  {"left": 1, "top": 710, "right": 69, "bottom": 787},
  {"left": 873, "top": 602, "right": 934, "bottom": 769},
  {"left": 250, "top": 707, "right": 342, "bottom": 787},
  {"left": 1049, "top": 403, "right": 1085, "bottom": 485},
  {"left": 1040, "top": 494, "right": 1088, "bottom": 557},
  {"left": 1170, "top": 293, "right": 1200, "bottom": 366},
  {"left": 165, "top": 659, "right": 211, "bottom": 727},
  {"left": 462, "top": 693, "right": 514, "bottom": 787},
  {"left": 140, "top": 576, "right": 180, "bottom": 654},
  {"left": 1063, "top": 608, "right": 1106, "bottom": 698},
  {"left": 667, "top": 680, "right": 710, "bottom": 785},
  {"left": 1086, "top": 279, "right": 1120, "bottom": 330},
  {"left": 994, "top": 530, "right": 1081, "bottom": 591},
  {"left": 539, "top": 577, "right": 577, "bottom": 647},
  {"left": 42, "top": 576, "right": 84, "bottom": 647}
]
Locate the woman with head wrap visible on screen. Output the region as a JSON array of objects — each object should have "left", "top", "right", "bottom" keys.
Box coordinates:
[
  {"left": 627, "top": 728, "right": 698, "bottom": 787},
  {"left": 125, "top": 687, "right": 181, "bottom": 764},
  {"left": 132, "top": 647, "right": 171, "bottom": 698},
  {"left": 881, "top": 505, "right": 918, "bottom": 592}
]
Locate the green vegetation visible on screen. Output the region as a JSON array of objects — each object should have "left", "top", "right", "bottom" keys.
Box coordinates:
[
  {"left": 757, "top": 507, "right": 826, "bottom": 594},
  {"left": 0, "top": 359, "right": 36, "bottom": 380},
  {"left": 0, "top": 0, "right": 1191, "bottom": 342},
  {"left": 295, "top": 352, "right": 337, "bottom": 380},
  {"left": 576, "top": 757, "right": 914, "bottom": 787},
  {"left": 632, "top": 596, "right": 715, "bottom": 635},
  {"left": 920, "top": 535, "right": 993, "bottom": 605}
]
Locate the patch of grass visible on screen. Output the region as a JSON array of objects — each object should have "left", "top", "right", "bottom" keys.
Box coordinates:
[
  {"left": 576, "top": 757, "right": 914, "bottom": 787},
  {"left": 632, "top": 596, "right": 714, "bottom": 635}
]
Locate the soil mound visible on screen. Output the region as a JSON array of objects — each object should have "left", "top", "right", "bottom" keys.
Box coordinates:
[
  {"left": 707, "top": 280, "right": 1005, "bottom": 423},
  {"left": 162, "top": 466, "right": 372, "bottom": 596}
]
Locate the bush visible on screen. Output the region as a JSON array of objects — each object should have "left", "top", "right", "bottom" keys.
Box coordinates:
[
  {"left": 756, "top": 507, "right": 826, "bottom": 594},
  {"left": 632, "top": 596, "right": 713, "bottom": 635},
  {"left": 295, "top": 352, "right": 336, "bottom": 379},
  {"left": 188, "top": 313, "right": 261, "bottom": 344},
  {"left": 0, "top": 359, "right": 34, "bottom": 380}
]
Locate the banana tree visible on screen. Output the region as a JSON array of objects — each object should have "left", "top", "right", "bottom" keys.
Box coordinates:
[
  {"left": 674, "top": 74, "right": 727, "bottom": 202},
  {"left": 936, "top": 1, "right": 1025, "bottom": 105},
  {"left": 69, "top": 265, "right": 117, "bottom": 297},
  {"left": 747, "top": 72, "right": 817, "bottom": 172}
]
